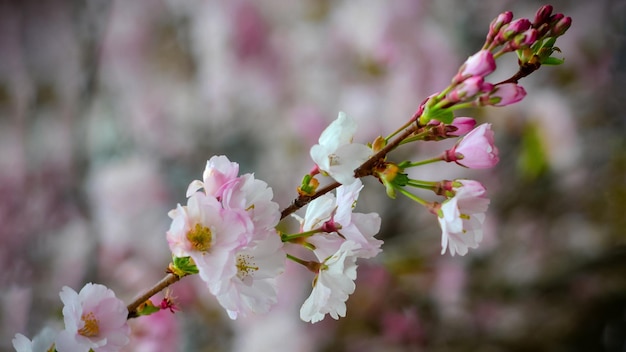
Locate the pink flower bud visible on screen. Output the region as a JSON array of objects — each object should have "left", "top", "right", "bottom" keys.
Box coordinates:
[
  {"left": 498, "top": 18, "right": 532, "bottom": 43},
  {"left": 551, "top": 16, "right": 572, "bottom": 37},
  {"left": 486, "top": 11, "right": 513, "bottom": 44},
  {"left": 533, "top": 5, "right": 553, "bottom": 26},
  {"left": 443, "top": 123, "right": 499, "bottom": 169},
  {"left": 454, "top": 50, "right": 496, "bottom": 83},
  {"left": 448, "top": 76, "right": 494, "bottom": 102},
  {"left": 447, "top": 117, "right": 477, "bottom": 136},
  {"left": 490, "top": 83, "right": 526, "bottom": 106},
  {"left": 507, "top": 28, "right": 539, "bottom": 51},
  {"left": 490, "top": 11, "right": 513, "bottom": 33}
]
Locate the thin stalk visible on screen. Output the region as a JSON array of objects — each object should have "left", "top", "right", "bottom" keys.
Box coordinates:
[{"left": 127, "top": 273, "right": 181, "bottom": 319}]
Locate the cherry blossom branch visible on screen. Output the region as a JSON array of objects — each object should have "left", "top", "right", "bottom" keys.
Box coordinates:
[
  {"left": 126, "top": 273, "right": 181, "bottom": 319},
  {"left": 280, "top": 121, "right": 421, "bottom": 220}
]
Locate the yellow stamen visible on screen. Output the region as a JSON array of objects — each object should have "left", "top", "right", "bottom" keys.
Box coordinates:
[
  {"left": 236, "top": 254, "right": 259, "bottom": 280},
  {"left": 78, "top": 312, "right": 99, "bottom": 337},
  {"left": 186, "top": 223, "right": 213, "bottom": 252}
]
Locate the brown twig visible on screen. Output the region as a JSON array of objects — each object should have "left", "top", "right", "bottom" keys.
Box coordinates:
[{"left": 126, "top": 273, "right": 181, "bottom": 319}]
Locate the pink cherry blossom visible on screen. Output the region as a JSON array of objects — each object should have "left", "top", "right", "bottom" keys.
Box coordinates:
[
  {"left": 221, "top": 173, "right": 281, "bottom": 232},
  {"left": 186, "top": 155, "right": 240, "bottom": 198},
  {"left": 444, "top": 123, "right": 499, "bottom": 168},
  {"left": 300, "top": 240, "right": 360, "bottom": 323},
  {"left": 55, "top": 283, "right": 130, "bottom": 352},
  {"left": 437, "top": 180, "right": 490, "bottom": 256},
  {"left": 310, "top": 112, "right": 372, "bottom": 185},
  {"left": 214, "top": 232, "right": 285, "bottom": 319},
  {"left": 166, "top": 192, "right": 250, "bottom": 295}
]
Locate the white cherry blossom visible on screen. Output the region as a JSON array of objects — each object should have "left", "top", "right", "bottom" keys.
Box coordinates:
[{"left": 310, "top": 112, "right": 372, "bottom": 185}]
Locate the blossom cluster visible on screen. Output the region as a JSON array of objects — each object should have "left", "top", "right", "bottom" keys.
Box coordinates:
[
  {"left": 167, "top": 156, "right": 285, "bottom": 319},
  {"left": 12, "top": 5, "right": 571, "bottom": 351}
]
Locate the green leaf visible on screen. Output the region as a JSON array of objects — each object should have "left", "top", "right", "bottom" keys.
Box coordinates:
[
  {"left": 542, "top": 57, "right": 565, "bottom": 66},
  {"left": 171, "top": 256, "right": 199, "bottom": 276}
]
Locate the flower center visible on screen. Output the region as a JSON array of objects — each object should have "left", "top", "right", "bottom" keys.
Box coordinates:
[
  {"left": 78, "top": 312, "right": 99, "bottom": 337},
  {"left": 236, "top": 254, "right": 259, "bottom": 281},
  {"left": 186, "top": 223, "right": 213, "bottom": 252},
  {"left": 328, "top": 153, "right": 340, "bottom": 166}
]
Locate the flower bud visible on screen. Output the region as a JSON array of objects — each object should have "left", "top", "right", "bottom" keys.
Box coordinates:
[
  {"left": 490, "top": 11, "right": 513, "bottom": 33},
  {"left": 507, "top": 28, "right": 539, "bottom": 51},
  {"left": 454, "top": 50, "right": 496, "bottom": 83},
  {"left": 443, "top": 123, "right": 499, "bottom": 169},
  {"left": 498, "top": 18, "right": 532, "bottom": 43},
  {"left": 551, "top": 16, "right": 572, "bottom": 37},
  {"left": 448, "top": 76, "right": 493, "bottom": 102},
  {"left": 447, "top": 117, "right": 477, "bottom": 137},
  {"left": 487, "top": 83, "right": 527, "bottom": 106},
  {"left": 533, "top": 5, "right": 553, "bottom": 26},
  {"left": 487, "top": 11, "right": 513, "bottom": 44}
]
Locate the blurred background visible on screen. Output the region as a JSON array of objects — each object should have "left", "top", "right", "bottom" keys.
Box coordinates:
[{"left": 1, "top": 0, "right": 625, "bottom": 351}]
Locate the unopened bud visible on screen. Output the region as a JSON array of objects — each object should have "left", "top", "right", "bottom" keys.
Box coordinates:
[
  {"left": 533, "top": 5, "right": 553, "bottom": 26},
  {"left": 483, "top": 83, "right": 526, "bottom": 106},
  {"left": 498, "top": 18, "right": 532, "bottom": 43},
  {"left": 551, "top": 16, "right": 572, "bottom": 37},
  {"left": 372, "top": 136, "right": 387, "bottom": 153},
  {"left": 487, "top": 11, "right": 513, "bottom": 44},
  {"left": 454, "top": 50, "right": 496, "bottom": 83}
]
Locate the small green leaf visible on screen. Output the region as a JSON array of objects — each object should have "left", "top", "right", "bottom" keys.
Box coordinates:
[
  {"left": 542, "top": 57, "right": 565, "bottom": 65},
  {"left": 171, "top": 256, "right": 199, "bottom": 276}
]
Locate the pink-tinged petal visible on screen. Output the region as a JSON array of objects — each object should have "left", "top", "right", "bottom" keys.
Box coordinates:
[
  {"left": 448, "top": 117, "right": 477, "bottom": 136},
  {"left": 437, "top": 180, "right": 490, "bottom": 256},
  {"left": 310, "top": 112, "right": 372, "bottom": 184},
  {"left": 493, "top": 83, "right": 526, "bottom": 106},
  {"left": 56, "top": 283, "right": 129, "bottom": 352},
  {"left": 445, "top": 123, "right": 499, "bottom": 168},
  {"left": 455, "top": 50, "right": 496, "bottom": 82},
  {"left": 186, "top": 180, "right": 205, "bottom": 197}
]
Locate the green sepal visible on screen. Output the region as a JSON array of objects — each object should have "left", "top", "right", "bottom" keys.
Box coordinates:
[
  {"left": 392, "top": 172, "right": 409, "bottom": 187},
  {"left": 171, "top": 256, "right": 199, "bottom": 276},
  {"left": 299, "top": 174, "right": 316, "bottom": 195},
  {"left": 136, "top": 300, "right": 161, "bottom": 316},
  {"left": 420, "top": 106, "right": 454, "bottom": 125}
]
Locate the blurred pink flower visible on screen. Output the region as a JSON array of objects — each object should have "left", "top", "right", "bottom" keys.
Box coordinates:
[
  {"left": 123, "top": 311, "right": 179, "bottom": 352},
  {"left": 55, "top": 283, "right": 130, "bottom": 352}
]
